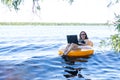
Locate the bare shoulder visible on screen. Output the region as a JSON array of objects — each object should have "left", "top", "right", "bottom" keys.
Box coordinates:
[{"left": 85, "top": 39, "right": 93, "bottom": 47}]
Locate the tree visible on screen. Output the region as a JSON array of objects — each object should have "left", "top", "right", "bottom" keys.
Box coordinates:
[
  {"left": 107, "top": 0, "right": 120, "bottom": 52},
  {"left": 1, "top": 0, "right": 74, "bottom": 12}
]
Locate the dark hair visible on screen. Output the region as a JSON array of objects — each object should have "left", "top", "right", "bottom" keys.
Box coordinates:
[{"left": 79, "top": 31, "right": 88, "bottom": 39}]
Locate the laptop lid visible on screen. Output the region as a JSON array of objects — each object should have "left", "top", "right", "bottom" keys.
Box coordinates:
[{"left": 67, "top": 35, "right": 78, "bottom": 44}]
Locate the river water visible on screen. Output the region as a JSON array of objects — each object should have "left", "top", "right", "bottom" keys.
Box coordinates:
[{"left": 0, "top": 25, "right": 120, "bottom": 80}]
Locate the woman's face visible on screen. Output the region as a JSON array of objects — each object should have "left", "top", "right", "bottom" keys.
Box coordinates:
[{"left": 80, "top": 32, "right": 86, "bottom": 40}]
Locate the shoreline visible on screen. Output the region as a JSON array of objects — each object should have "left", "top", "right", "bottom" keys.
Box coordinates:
[{"left": 0, "top": 22, "right": 113, "bottom": 26}]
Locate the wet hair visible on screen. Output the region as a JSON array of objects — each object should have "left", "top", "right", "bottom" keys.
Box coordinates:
[{"left": 79, "top": 31, "right": 88, "bottom": 39}]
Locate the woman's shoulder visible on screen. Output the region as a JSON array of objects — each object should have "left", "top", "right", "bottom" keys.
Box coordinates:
[
  {"left": 85, "top": 39, "right": 92, "bottom": 42},
  {"left": 85, "top": 39, "right": 93, "bottom": 47}
]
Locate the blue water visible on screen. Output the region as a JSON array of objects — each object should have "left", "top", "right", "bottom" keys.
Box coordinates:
[{"left": 0, "top": 25, "right": 120, "bottom": 80}]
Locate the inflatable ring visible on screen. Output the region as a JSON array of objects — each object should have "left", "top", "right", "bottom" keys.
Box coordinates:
[{"left": 58, "top": 46, "right": 94, "bottom": 57}]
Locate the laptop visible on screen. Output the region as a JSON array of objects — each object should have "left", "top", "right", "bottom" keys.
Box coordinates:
[{"left": 67, "top": 35, "right": 78, "bottom": 44}]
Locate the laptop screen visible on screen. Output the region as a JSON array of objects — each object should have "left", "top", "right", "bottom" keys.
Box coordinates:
[{"left": 67, "top": 35, "right": 78, "bottom": 44}]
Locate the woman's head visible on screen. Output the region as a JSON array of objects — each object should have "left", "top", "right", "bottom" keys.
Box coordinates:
[{"left": 79, "top": 31, "right": 88, "bottom": 40}]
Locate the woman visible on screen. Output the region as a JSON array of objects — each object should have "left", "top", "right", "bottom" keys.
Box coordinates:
[
  {"left": 79, "top": 31, "right": 93, "bottom": 47},
  {"left": 63, "top": 31, "right": 93, "bottom": 56}
]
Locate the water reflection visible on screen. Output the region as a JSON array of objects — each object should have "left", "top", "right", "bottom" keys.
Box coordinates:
[{"left": 62, "top": 56, "right": 91, "bottom": 79}]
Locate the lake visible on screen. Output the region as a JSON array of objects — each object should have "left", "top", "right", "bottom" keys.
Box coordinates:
[{"left": 0, "top": 25, "right": 120, "bottom": 80}]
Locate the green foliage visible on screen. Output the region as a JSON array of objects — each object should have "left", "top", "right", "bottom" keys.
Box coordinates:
[
  {"left": 100, "top": 13, "right": 120, "bottom": 52},
  {"left": 100, "top": 33, "right": 120, "bottom": 52},
  {"left": 110, "top": 34, "right": 120, "bottom": 52},
  {"left": 1, "top": 0, "right": 74, "bottom": 11},
  {"left": 32, "top": 0, "right": 40, "bottom": 13},
  {"left": 113, "top": 13, "right": 120, "bottom": 32},
  {"left": 1, "top": 0, "right": 22, "bottom": 10},
  {"left": 104, "top": 0, "right": 120, "bottom": 52},
  {"left": 112, "top": 16, "right": 120, "bottom": 52},
  {"left": 99, "top": 39, "right": 109, "bottom": 48},
  {"left": 115, "top": 20, "right": 120, "bottom": 32},
  {"left": 68, "top": 0, "right": 74, "bottom": 5},
  {"left": 36, "top": 6, "right": 40, "bottom": 10},
  {"left": 1, "top": 0, "right": 12, "bottom": 7},
  {"left": 107, "top": 0, "right": 120, "bottom": 7},
  {"left": 12, "top": 0, "right": 21, "bottom": 10}
]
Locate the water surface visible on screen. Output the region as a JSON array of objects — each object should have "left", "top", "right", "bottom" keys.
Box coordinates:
[{"left": 0, "top": 25, "right": 120, "bottom": 80}]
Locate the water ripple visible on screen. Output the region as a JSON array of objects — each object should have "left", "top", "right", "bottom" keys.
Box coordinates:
[
  {"left": 82, "top": 51, "right": 120, "bottom": 80},
  {"left": 0, "top": 26, "right": 119, "bottom": 80},
  {"left": 0, "top": 46, "right": 16, "bottom": 53}
]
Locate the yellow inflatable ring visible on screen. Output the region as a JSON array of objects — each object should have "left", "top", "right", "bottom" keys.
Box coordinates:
[{"left": 58, "top": 46, "right": 94, "bottom": 57}]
